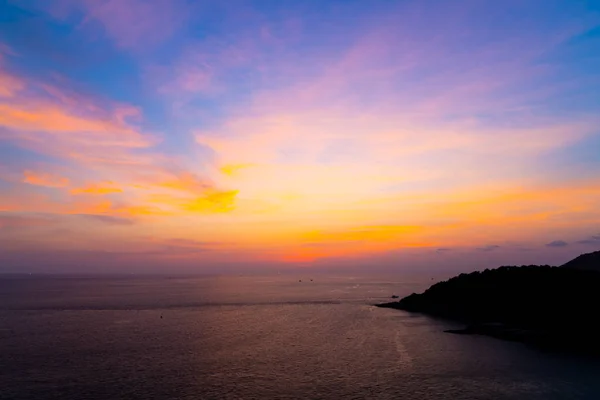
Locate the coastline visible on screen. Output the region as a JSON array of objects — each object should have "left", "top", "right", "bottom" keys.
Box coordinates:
[{"left": 376, "top": 252, "right": 600, "bottom": 355}]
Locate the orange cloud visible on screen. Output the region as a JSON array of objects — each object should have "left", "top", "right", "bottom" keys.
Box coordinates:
[
  {"left": 154, "top": 172, "right": 212, "bottom": 193},
  {"left": 69, "top": 200, "right": 168, "bottom": 217},
  {"left": 220, "top": 163, "right": 255, "bottom": 176},
  {"left": 148, "top": 189, "right": 239, "bottom": 214},
  {"left": 70, "top": 200, "right": 112, "bottom": 215},
  {"left": 117, "top": 205, "right": 169, "bottom": 216},
  {"left": 23, "top": 170, "right": 69, "bottom": 188},
  {"left": 183, "top": 190, "right": 238, "bottom": 213},
  {"left": 0, "top": 104, "right": 151, "bottom": 148},
  {"left": 0, "top": 60, "right": 156, "bottom": 172},
  {"left": 70, "top": 182, "right": 123, "bottom": 195}
]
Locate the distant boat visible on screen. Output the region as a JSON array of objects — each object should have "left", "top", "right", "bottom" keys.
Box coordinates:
[{"left": 391, "top": 295, "right": 399, "bottom": 299}]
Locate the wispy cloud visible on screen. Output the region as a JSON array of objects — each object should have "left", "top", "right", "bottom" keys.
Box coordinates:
[
  {"left": 0, "top": 102, "right": 153, "bottom": 152},
  {"left": 23, "top": 170, "right": 70, "bottom": 188},
  {"left": 576, "top": 235, "right": 600, "bottom": 246},
  {"left": 70, "top": 182, "right": 122, "bottom": 195},
  {"left": 476, "top": 245, "right": 501, "bottom": 252},
  {"left": 0, "top": 213, "right": 57, "bottom": 229},
  {"left": 1, "top": 1, "right": 599, "bottom": 269},
  {"left": 0, "top": 50, "right": 237, "bottom": 222},
  {"left": 0, "top": 68, "right": 155, "bottom": 166},
  {"left": 42, "top": 0, "right": 191, "bottom": 50},
  {"left": 546, "top": 240, "right": 569, "bottom": 248},
  {"left": 147, "top": 189, "right": 239, "bottom": 214},
  {"left": 78, "top": 214, "right": 134, "bottom": 225},
  {"left": 0, "top": 72, "right": 23, "bottom": 97},
  {"left": 220, "top": 163, "right": 256, "bottom": 177}
]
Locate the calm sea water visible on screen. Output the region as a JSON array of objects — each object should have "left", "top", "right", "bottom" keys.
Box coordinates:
[{"left": 1, "top": 274, "right": 600, "bottom": 400}]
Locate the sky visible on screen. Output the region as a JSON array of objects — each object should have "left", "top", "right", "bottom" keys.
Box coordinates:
[{"left": 0, "top": 0, "right": 599, "bottom": 273}]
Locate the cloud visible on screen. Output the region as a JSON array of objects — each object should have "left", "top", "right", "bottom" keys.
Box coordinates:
[
  {"left": 220, "top": 163, "right": 256, "bottom": 177},
  {"left": 23, "top": 170, "right": 70, "bottom": 188},
  {"left": 0, "top": 213, "right": 57, "bottom": 229},
  {"left": 545, "top": 240, "right": 568, "bottom": 248},
  {"left": 162, "top": 238, "right": 215, "bottom": 247},
  {"left": 0, "top": 72, "right": 23, "bottom": 97},
  {"left": 0, "top": 103, "right": 152, "bottom": 149},
  {"left": 40, "top": 0, "right": 191, "bottom": 50},
  {"left": 476, "top": 245, "right": 500, "bottom": 252},
  {"left": 0, "top": 51, "right": 236, "bottom": 221},
  {"left": 183, "top": 190, "right": 239, "bottom": 213},
  {"left": 0, "top": 73, "right": 157, "bottom": 178},
  {"left": 185, "top": 4, "right": 598, "bottom": 231},
  {"left": 70, "top": 182, "right": 122, "bottom": 195},
  {"left": 152, "top": 172, "right": 213, "bottom": 193},
  {"left": 149, "top": 238, "right": 225, "bottom": 255},
  {"left": 129, "top": 170, "right": 239, "bottom": 214},
  {"left": 2, "top": 2, "right": 600, "bottom": 268},
  {"left": 148, "top": 189, "right": 239, "bottom": 214},
  {"left": 92, "top": 237, "right": 223, "bottom": 257},
  {"left": 154, "top": 63, "right": 214, "bottom": 95},
  {"left": 78, "top": 214, "right": 135, "bottom": 225},
  {"left": 69, "top": 200, "right": 169, "bottom": 217},
  {"left": 576, "top": 235, "right": 600, "bottom": 245},
  {"left": 150, "top": 18, "right": 276, "bottom": 98},
  {"left": 0, "top": 54, "right": 155, "bottom": 165}
]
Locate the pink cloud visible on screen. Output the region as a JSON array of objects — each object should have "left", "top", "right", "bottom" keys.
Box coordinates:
[
  {"left": 152, "top": 63, "right": 214, "bottom": 95},
  {"left": 47, "top": 0, "right": 191, "bottom": 50},
  {"left": 150, "top": 18, "right": 291, "bottom": 98},
  {"left": 0, "top": 52, "right": 237, "bottom": 219},
  {"left": 0, "top": 72, "right": 23, "bottom": 98},
  {"left": 0, "top": 62, "right": 156, "bottom": 163}
]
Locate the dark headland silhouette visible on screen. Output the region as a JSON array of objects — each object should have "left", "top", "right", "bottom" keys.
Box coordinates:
[
  {"left": 377, "top": 250, "right": 600, "bottom": 355},
  {"left": 561, "top": 250, "right": 600, "bottom": 271}
]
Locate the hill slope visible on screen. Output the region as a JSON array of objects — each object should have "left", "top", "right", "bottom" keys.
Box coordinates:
[{"left": 561, "top": 250, "right": 600, "bottom": 271}]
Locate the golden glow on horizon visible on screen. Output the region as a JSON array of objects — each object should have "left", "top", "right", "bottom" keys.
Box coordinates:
[{"left": 1, "top": 1, "right": 599, "bottom": 269}]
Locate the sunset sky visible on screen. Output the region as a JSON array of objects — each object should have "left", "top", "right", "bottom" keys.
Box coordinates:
[{"left": 1, "top": 0, "right": 599, "bottom": 273}]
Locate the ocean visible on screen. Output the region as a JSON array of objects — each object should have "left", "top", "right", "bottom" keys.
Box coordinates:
[{"left": 1, "top": 274, "right": 599, "bottom": 400}]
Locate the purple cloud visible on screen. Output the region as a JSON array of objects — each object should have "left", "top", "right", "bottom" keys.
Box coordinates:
[
  {"left": 546, "top": 240, "right": 568, "bottom": 248},
  {"left": 576, "top": 235, "right": 600, "bottom": 245},
  {"left": 79, "top": 214, "right": 135, "bottom": 225},
  {"left": 476, "top": 245, "right": 500, "bottom": 252}
]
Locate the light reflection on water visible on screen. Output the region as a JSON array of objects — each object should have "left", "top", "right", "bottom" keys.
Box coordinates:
[{"left": 1, "top": 274, "right": 599, "bottom": 400}]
